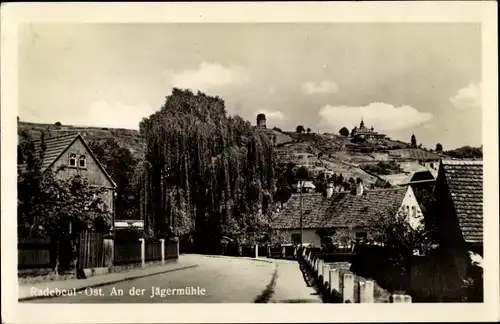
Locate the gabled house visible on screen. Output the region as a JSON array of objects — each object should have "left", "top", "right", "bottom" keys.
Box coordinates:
[
  {"left": 18, "top": 133, "right": 117, "bottom": 215},
  {"left": 432, "top": 160, "right": 483, "bottom": 255},
  {"left": 272, "top": 182, "right": 424, "bottom": 247}
]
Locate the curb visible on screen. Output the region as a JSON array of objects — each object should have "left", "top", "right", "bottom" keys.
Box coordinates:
[
  {"left": 19, "top": 264, "right": 198, "bottom": 302},
  {"left": 198, "top": 254, "right": 276, "bottom": 264}
]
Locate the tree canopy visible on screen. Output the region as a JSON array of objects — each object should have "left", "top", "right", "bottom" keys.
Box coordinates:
[
  {"left": 136, "top": 89, "right": 278, "bottom": 252},
  {"left": 411, "top": 134, "right": 417, "bottom": 148},
  {"left": 339, "top": 127, "right": 349, "bottom": 137}
]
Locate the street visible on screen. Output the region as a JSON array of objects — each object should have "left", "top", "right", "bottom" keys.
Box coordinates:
[{"left": 28, "top": 255, "right": 276, "bottom": 303}]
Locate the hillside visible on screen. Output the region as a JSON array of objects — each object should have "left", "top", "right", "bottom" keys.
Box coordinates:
[
  {"left": 18, "top": 120, "right": 480, "bottom": 188},
  {"left": 17, "top": 121, "right": 145, "bottom": 159}
]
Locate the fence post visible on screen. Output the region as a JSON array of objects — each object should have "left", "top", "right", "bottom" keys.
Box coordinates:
[
  {"left": 322, "top": 263, "right": 330, "bottom": 286},
  {"left": 139, "top": 238, "right": 145, "bottom": 268},
  {"left": 255, "top": 244, "right": 258, "bottom": 258},
  {"left": 359, "top": 280, "right": 375, "bottom": 303},
  {"left": 103, "top": 236, "right": 114, "bottom": 271},
  {"left": 329, "top": 268, "right": 339, "bottom": 294},
  {"left": 175, "top": 237, "right": 180, "bottom": 258},
  {"left": 342, "top": 273, "right": 354, "bottom": 303},
  {"left": 160, "top": 239, "right": 165, "bottom": 265},
  {"left": 281, "top": 245, "right": 285, "bottom": 258}
]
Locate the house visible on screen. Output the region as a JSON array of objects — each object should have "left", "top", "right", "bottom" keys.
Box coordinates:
[
  {"left": 18, "top": 133, "right": 117, "bottom": 223},
  {"left": 295, "top": 180, "right": 316, "bottom": 193},
  {"left": 413, "top": 160, "right": 484, "bottom": 301},
  {"left": 272, "top": 181, "right": 424, "bottom": 247},
  {"left": 432, "top": 160, "right": 483, "bottom": 255},
  {"left": 350, "top": 119, "right": 386, "bottom": 142}
]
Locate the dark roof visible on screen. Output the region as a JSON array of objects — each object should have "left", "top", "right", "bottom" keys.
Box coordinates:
[
  {"left": 272, "top": 187, "right": 408, "bottom": 229},
  {"left": 18, "top": 133, "right": 116, "bottom": 188},
  {"left": 440, "top": 160, "right": 483, "bottom": 244},
  {"left": 410, "top": 170, "right": 435, "bottom": 182},
  {"left": 18, "top": 134, "right": 77, "bottom": 172}
]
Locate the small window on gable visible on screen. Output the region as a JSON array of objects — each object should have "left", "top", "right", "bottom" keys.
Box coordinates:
[
  {"left": 69, "top": 154, "right": 77, "bottom": 167},
  {"left": 79, "top": 155, "right": 86, "bottom": 168},
  {"left": 411, "top": 206, "right": 416, "bottom": 218}
]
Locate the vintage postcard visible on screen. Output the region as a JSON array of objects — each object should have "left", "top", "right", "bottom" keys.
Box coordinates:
[{"left": 1, "top": 1, "right": 498, "bottom": 323}]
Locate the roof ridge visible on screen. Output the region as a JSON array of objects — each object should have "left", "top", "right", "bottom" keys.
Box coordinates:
[
  {"left": 442, "top": 159, "right": 483, "bottom": 165},
  {"left": 29, "top": 133, "right": 80, "bottom": 143},
  {"left": 362, "top": 186, "right": 407, "bottom": 192}
]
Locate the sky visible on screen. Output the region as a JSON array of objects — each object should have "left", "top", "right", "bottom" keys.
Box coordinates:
[{"left": 18, "top": 23, "right": 482, "bottom": 150}]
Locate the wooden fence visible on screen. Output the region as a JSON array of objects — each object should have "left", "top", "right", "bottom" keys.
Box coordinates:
[
  {"left": 114, "top": 242, "right": 142, "bottom": 265},
  {"left": 18, "top": 238, "right": 52, "bottom": 269},
  {"left": 78, "top": 232, "right": 105, "bottom": 269},
  {"left": 165, "top": 239, "right": 179, "bottom": 260},
  {"left": 145, "top": 241, "right": 163, "bottom": 262}
]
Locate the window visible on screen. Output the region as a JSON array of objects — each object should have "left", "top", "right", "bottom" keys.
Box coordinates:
[
  {"left": 411, "top": 206, "right": 416, "bottom": 218},
  {"left": 355, "top": 232, "right": 367, "bottom": 241},
  {"left": 69, "top": 154, "right": 77, "bottom": 167},
  {"left": 291, "top": 234, "right": 301, "bottom": 245},
  {"left": 79, "top": 155, "right": 86, "bottom": 168}
]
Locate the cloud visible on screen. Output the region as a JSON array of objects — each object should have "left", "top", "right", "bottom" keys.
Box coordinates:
[
  {"left": 449, "top": 82, "right": 482, "bottom": 110},
  {"left": 318, "top": 102, "right": 434, "bottom": 132},
  {"left": 86, "top": 100, "right": 155, "bottom": 129},
  {"left": 165, "top": 61, "right": 249, "bottom": 93},
  {"left": 302, "top": 80, "right": 339, "bottom": 95},
  {"left": 256, "top": 109, "right": 285, "bottom": 122}
]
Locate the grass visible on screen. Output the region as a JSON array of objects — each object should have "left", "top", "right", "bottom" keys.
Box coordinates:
[{"left": 254, "top": 265, "right": 279, "bottom": 303}]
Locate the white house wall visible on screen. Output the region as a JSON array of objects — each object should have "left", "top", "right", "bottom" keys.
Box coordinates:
[
  {"left": 280, "top": 229, "right": 322, "bottom": 246},
  {"left": 399, "top": 186, "right": 424, "bottom": 230}
]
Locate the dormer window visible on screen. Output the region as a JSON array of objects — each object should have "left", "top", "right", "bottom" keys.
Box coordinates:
[
  {"left": 69, "top": 154, "right": 77, "bottom": 167},
  {"left": 79, "top": 155, "right": 86, "bottom": 168}
]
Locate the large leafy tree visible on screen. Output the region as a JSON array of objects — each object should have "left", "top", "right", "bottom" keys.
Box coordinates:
[
  {"left": 89, "top": 138, "right": 139, "bottom": 220},
  {"left": 339, "top": 127, "right": 349, "bottom": 137},
  {"left": 411, "top": 134, "right": 417, "bottom": 148},
  {"left": 137, "top": 89, "right": 277, "bottom": 252}
]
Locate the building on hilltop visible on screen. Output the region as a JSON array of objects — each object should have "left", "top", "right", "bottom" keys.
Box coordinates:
[
  {"left": 256, "top": 113, "right": 267, "bottom": 128},
  {"left": 350, "top": 119, "right": 386, "bottom": 141}
]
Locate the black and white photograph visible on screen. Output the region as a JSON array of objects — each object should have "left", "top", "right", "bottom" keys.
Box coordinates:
[{"left": 1, "top": 2, "right": 498, "bottom": 323}]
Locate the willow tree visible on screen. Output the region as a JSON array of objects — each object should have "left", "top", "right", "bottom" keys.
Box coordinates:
[{"left": 137, "top": 89, "right": 276, "bottom": 252}]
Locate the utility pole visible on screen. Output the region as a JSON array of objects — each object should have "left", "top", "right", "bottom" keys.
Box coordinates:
[{"left": 300, "top": 180, "right": 303, "bottom": 246}]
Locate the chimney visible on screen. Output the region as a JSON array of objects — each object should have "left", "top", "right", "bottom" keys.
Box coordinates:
[
  {"left": 356, "top": 179, "right": 364, "bottom": 196},
  {"left": 326, "top": 182, "right": 334, "bottom": 198}
]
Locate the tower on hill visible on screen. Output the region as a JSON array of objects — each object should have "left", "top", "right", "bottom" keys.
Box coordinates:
[{"left": 257, "top": 113, "right": 267, "bottom": 128}]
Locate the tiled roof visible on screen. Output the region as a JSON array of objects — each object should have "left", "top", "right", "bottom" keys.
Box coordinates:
[
  {"left": 18, "top": 133, "right": 117, "bottom": 188},
  {"left": 272, "top": 187, "right": 407, "bottom": 229},
  {"left": 18, "top": 134, "right": 78, "bottom": 173},
  {"left": 440, "top": 160, "right": 483, "bottom": 244}
]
